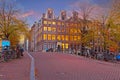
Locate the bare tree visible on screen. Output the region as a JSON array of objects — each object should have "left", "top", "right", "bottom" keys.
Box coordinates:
[
  {"left": 0, "top": 0, "right": 29, "bottom": 46},
  {"left": 76, "top": 2, "right": 96, "bottom": 54}
]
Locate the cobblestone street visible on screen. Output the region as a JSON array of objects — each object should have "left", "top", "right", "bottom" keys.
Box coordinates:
[
  {"left": 0, "top": 52, "right": 30, "bottom": 80},
  {"left": 31, "top": 52, "right": 120, "bottom": 80}
]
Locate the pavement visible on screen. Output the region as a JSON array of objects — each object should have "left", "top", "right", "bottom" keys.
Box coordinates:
[
  {"left": 31, "top": 52, "right": 120, "bottom": 80},
  {"left": 0, "top": 51, "right": 31, "bottom": 80},
  {"left": 1, "top": 51, "right": 120, "bottom": 80}
]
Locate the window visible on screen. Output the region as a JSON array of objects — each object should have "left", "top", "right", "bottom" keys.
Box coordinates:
[
  {"left": 62, "top": 16, "right": 65, "bottom": 20},
  {"left": 65, "top": 35, "right": 69, "bottom": 41},
  {"left": 62, "top": 43, "right": 65, "bottom": 49},
  {"left": 43, "top": 21, "right": 47, "bottom": 24},
  {"left": 74, "top": 29, "right": 77, "bottom": 33},
  {"left": 74, "top": 36, "right": 77, "bottom": 41},
  {"left": 70, "top": 23, "right": 73, "bottom": 26},
  {"left": 52, "top": 21, "right": 56, "bottom": 25},
  {"left": 43, "top": 34, "right": 47, "bottom": 40},
  {"left": 70, "top": 36, "right": 73, "bottom": 41},
  {"left": 43, "top": 44, "right": 47, "bottom": 50},
  {"left": 78, "top": 36, "right": 80, "bottom": 40},
  {"left": 78, "top": 29, "right": 81, "bottom": 33},
  {"left": 48, "top": 34, "right": 51, "bottom": 40},
  {"left": 61, "top": 35, "right": 64, "bottom": 40},
  {"left": 65, "top": 43, "right": 68, "bottom": 49},
  {"left": 57, "top": 22, "right": 61, "bottom": 25},
  {"left": 66, "top": 28, "right": 69, "bottom": 33},
  {"left": 52, "top": 27, "right": 56, "bottom": 32},
  {"left": 78, "top": 24, "right": 80, "bottom": 26},
  {"left": 75, "top": 24, "right": 77, "bottom": 26},
  {"left": 62, "top": 22, "right": 64, "bottom": 26},
  {"left": 48, "top": 27, "right": 51, "bottom": 31},
  {"left": 44, "top": 27, "right": 47, "bottom": 31},
  {"left": 61, "top": 28, "right": 65, "bottom": 32},
  {"left": 57, "top": 27, "right": 61, "bottom": 32},
  {"left": 52, "top": 35, "right": 56, "bottom": 40},
  {"left": 70, "top": 29, "right": 74, "bottom": 33},
  {"left": 66, "top": 23, "right": 69, "bottom": 26},
  {"left": 48, "top": 21, "right": 51, "bottom": 25},
  {"left": 57, "top": 35, "right": 61, "bottom": 40}
]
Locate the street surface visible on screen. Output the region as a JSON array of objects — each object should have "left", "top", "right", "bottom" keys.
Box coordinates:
[
  {"left": 31, "top": 52, "right": 120, "bottom": 80},
  {"left": 0, "top": 52, "right": 31, "bottom": 80}
]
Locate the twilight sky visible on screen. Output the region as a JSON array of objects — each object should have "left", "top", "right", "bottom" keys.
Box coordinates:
[{"left": 11, "top": 0, "right": 111, "bottom": 27}]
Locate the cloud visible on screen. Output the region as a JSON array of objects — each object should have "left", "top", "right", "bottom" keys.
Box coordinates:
[
  {"left": 20, "top": 10, "right": 42, "bottom": 19},
  {"left": 21, "top": 10, "right": 35, "bottom": 18},
  {"left": 68, "top": 0, "right": 110, "bottom": 20}
]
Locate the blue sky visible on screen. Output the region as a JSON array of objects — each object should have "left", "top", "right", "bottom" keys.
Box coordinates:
[{"left": 12, "top": 0, "right": 111, "bottom": 27}]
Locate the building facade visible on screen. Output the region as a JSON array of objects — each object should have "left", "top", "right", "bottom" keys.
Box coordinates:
[{"left": 30, "top": 8, "right": 101, "bottom": 52}]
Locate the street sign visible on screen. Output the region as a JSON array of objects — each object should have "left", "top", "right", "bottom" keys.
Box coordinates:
[{"left": 2, "top": 40, "right": 10, "bottom": 47}]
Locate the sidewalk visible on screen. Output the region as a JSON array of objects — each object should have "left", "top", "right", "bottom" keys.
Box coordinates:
[{"left": 0, "top": 52, "right": 31, "bottom": 80}]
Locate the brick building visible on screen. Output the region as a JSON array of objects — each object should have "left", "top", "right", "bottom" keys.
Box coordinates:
[{"left": 29, "top": 8, "right": 101, "bottom": 52}]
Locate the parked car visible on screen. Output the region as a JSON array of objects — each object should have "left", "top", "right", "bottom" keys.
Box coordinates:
[{"left": 116, "top": 53, "right": 120, "bottom": 61}]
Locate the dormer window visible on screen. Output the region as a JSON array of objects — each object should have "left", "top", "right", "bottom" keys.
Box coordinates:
[
  {"left": 48, "top": 14, "right": 52, "bottom": 19},
  {"left": 60, "top": 10, "right": 66, "bottom": 20},
  {"left": 62, "top": 16, "right": 65, "bottom": 20}
]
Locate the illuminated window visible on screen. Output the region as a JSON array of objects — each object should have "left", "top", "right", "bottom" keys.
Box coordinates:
[
  {"left": 70, "top": 23, "right": 73, "bottom": 26},
  {"left": 66, "top": 28, "right": 69, "bottom": 33},
  {"left": 62, "top": 28, "right": 65, "bottom": 32},
  {"left": 48, "top": 27, "right": 51, "bottom": 31},
  {"left": 48, "top": 34, "right": 51, "bottom": 40},
  {"left": 70, "top": 29, "right": 74, "bottom": 33},
  {"left": 57, "top": 22, "right": 61, "bottom": 25},
  {"left": 66, "top": 23, "right": 69, "bottom": 26},
  {"left": 74, "top": 36, "right": 77, "bottom": 41},
  {"left": 62, "top": 22, "right": 64, "bottom": 26},
  {"left": 75, "top": 24, "right": 77, "bottom": 26},
  {"left": 62, "top": 43, "right": 65, "bottom": 49},
  {"left": 52, "top": 22, "right": 56, "bottom": 25},
  {"left": 48, "top": 21, "right": 51, "bottom": 25},
  {"left": 65, "top": 35, "right": 69, "bottom": 41},
  {"left": 78, "top": 24, "right": 80, "bottom": 26},
  {"left": 61, "top": 35, "right": 64, "bottom": 40},
  {"left": 70, "top": 36, "right": 73, "bottom": 41},
  {"left": 57, "top": 27, "right": 61, "bottom": 32},
  {"left": 78, "top": 36, "right": 80, "bottom": 40},
  {"left": 65, "top": 43, "right": 68, "bottom": 49},
  {"left": 57, "top": 35, "right": 61, "bottom": 40},
  {"left": 52, "top": 35, "right": 56, "bottom": 40},
  {"left": 78, "top": 29, "right": 81, "bottom": 33},
  {"left": 44, "top": 21, "right": 47, "bottom": 24},
  {"left": 74, "top": 29, "right": 77, "bottom": 33},
  {"left": 44, "top": 27, "right": 47, "bottom": 31},
  {"left": 43, "top": 34, "right": 47, "bottom": 40},
  {"left": 52, "top": 27, "right": 56, "bottom": 32}
]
